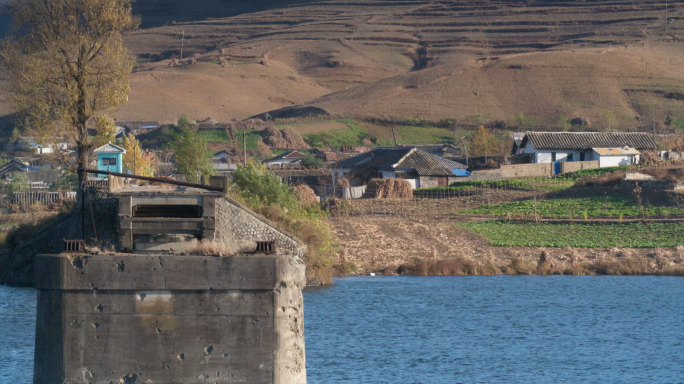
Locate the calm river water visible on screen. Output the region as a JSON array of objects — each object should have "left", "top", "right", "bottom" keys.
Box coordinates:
[{"left": 1, "top": 276, "right": 683, "bottom": 383}]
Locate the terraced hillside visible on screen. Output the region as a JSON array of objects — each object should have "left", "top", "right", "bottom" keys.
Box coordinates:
[{"left": 6, "top": 0, "right": 684, "bottom": 130}]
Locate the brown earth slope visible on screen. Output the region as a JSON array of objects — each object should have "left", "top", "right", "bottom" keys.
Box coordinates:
[{"left": 3, "top": 0, "right": 684, "bottom": 127}]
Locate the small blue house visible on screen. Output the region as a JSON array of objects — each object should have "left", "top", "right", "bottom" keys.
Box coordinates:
[{"left": 93, "top": 143, "right": 125, "bottom": 178}]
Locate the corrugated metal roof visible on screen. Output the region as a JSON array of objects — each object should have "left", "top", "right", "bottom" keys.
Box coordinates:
[{"left": 521, "top": 132, "right": 656, "bottom": 150}]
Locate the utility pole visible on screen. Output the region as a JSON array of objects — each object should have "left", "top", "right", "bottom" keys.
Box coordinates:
[
  {"left": 666, "top": 0, "right": 668, "bottom": 31},
  {"left": 79, "top": 168, "right": 85, "bottom": 240},
  {"left": 652, "top": 117, "right": 657, "bottom": 142},
  {"left": 133, "top": 144, "right": 137, "bottom": 176},
  {"left": 392, "top": 127, "right": 398, "bottom": 147},
  {"left": 461, "top": 136, "right": 469, "bottom": 167},
  {"left": 180, "top": 29, "right": 185, "bottom": 61}
]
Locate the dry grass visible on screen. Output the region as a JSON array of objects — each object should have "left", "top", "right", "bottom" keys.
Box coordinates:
[
  {"left": 189, "top": 241, "right": 235, "bottom": 257},
  {"left": 51, "top": 0, "right": 684, "bottom": 126},
  {"left": 398, "top": 257, "right": 500, "bottom": 276},
  {"left": 367, "top": 178, "right": 413, "bottom": 199}
]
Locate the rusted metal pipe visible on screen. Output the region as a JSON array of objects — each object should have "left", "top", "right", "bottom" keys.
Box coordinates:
[{"left": 82, "top": 169, "right": 225, "bottom": 192}]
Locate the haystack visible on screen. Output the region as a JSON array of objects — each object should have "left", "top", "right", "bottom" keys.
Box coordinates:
[
  {"left": 639, "top": 150, "right": 660, "bottom": 166},
  {"left": 336, "top": 178, "right": 351, "bottom": 188},
  {"left": 262, "top": 126, "right": 309, "bottom": 149},
  {"left": 292, "top": 184, "right": 318, "bottom": 206},
  {"left": 367, "top": 178, "right": 413, "bottom": 198}
]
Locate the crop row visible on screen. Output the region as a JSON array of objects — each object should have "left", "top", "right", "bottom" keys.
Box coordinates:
[
  {"left": 458, "top": 220, "right": 684, "bottom": 248},
  {"left": 464, "top": 196, "right": 684, "bottom": 218}
]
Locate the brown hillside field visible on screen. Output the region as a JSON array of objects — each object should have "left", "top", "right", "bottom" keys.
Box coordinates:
[{"left": 2, "top": 0, "right": 684, "bottom": 128}]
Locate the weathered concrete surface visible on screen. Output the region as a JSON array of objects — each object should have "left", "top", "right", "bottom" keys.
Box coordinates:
[
  {"left": 34, "top": 254, "right": 306, "bottom": 384},
  {"left": 214, "top": 197, "right": 305, "bottom": 259}
]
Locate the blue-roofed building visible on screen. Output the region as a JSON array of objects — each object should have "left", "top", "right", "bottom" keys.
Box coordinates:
[
  {"left": 94, "top": 143, "right": 126, "bottom": 178},
  {"left": 332, "top": 147, "right": 469, "bottom": 189}
]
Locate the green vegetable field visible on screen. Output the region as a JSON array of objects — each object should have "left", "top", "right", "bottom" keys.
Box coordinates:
[
  {"left": 458, "top": 221, "right": 684, "bottom": 248},
  {"left": 303, "top": 119, "right": 368, "bottom": 148},
  {"left": 465, "top": 196, "right": 684, "bottom": 218},
  {"left": 417, "top": 178, "right": 576, "bottom": 193},
  {"left": 198, "top": 129, "right": 230, "bottom": 143}
]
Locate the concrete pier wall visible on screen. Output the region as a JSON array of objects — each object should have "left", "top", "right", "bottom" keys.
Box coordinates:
[{"left": 34, "top": 254, "right": 306, "bottom": 384}]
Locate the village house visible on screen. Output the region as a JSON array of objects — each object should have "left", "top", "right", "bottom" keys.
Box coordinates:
[
  {"left": 264, "top": 150, "right": 307, "bottom": 168},
  {"left": 403, "top": 144, "right": 464, "bottom": 160},
  {"left": 516, "top": 132, "right": 656, "bottom": 168},
  {"left": 332, "top": 147, "right": 469, "bottom": 189},
  {"left": 0, "top": 158, "right": 61, "bottom": 188},
  {"left": 12, "top": 137, "right": 69, "bottom": 155}
]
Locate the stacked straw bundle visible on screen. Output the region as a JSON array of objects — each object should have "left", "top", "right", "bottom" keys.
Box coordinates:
[
  {"left": 367, "top": 178, "right": 413, "bottom": 198},
  {"left": 291, "top": 184, "right": 318, "bottom": 206}
]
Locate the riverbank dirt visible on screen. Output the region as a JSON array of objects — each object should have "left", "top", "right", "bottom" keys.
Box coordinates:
[{"left": 328, "top": 210, "right": 684, "bottom": 277}]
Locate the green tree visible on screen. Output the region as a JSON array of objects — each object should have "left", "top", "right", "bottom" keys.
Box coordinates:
[
  {"left": 50, "top": 170, "right": 78, "bottom": 191},
  {"left": 122, "top": 134, "right": 156, "bottom": 177},
  {"left": 300, "top": 154, "right": 324, "bottom": 169},
  {"left": 171, "top": 115, "right": 213, "bottom": 183},
  {"left": 232, "top": 162, "right": 297, "bottom": 209},
  {"left": 1, "top": 172, "right": 29, "bottom": 194},
  {"left": 1, "top": 0, "right": 139, "bottom": 185},
  {"left": 93, "top": 115, "right": 118, "bottom": 149},
  {"left": 470, "top": 125, "right": 494, "bottom": 158}
]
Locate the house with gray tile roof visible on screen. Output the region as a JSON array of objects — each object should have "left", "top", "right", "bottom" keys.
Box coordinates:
[
  {"left": 517, "top": 132, "right": 656, "bottom": 167},
  {"left": 332, "top": 147, "right": 468, "bottom": 189}
]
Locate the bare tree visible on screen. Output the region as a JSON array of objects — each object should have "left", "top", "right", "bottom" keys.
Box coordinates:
[{"left": 1, "top": 0, "right": 139, "bottom": 184}]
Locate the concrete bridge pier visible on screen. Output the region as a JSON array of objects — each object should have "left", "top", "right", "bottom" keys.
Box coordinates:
[{"left": 33, "top": 253, "right": 306, "bottom": 384}]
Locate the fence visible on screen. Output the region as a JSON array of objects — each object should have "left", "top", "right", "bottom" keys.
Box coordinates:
[
  {"left": 500, "top": 163, "right": 553, "bottom": 178},
  {"left": 560, "top": 161, "right": 599, "bottom": 174},
  {"left": 2, "top": 191, "right": 77, "bottom": 207}
]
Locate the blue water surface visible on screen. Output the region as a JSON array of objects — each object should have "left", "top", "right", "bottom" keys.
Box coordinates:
[
  {"left": 1, "top": 276, "right": 683, "bottom": 383},
  {"left": 304, "top": 276, "right": 684, "bottom": 384},
  {"left": 0, "top": 286, "right": 36, "bottom": 383}
]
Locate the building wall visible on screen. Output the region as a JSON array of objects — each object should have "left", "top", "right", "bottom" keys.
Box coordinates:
[
  {"left": 500, "top": 163, "right": 553, "bottom": 178},
  {"left": 332, "top": 168, "right": 352, "bottom": 180},
  {"left": 559, "top": 160, "right": 600, "bottom": 173},
  {"left": 267, "top": 158, "right": 301, "bottom": 166},
  {"left": 525, "top": 143, "right": 594, "bottom": 163},
  {"left": 598, "top": 155, "right": 636, "bottom": 167},
  {"left": 379, "top": 171, "right": 396, "bottom": 179},
  {"left": 97, "top": 153, "right": 123, "bottom": 174}
]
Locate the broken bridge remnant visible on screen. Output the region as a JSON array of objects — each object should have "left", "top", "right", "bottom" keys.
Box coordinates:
[
  {"left": 34, "top": 254, "right": 306, "bottom": 384},
  {"left": 33, "top": 178, "right": 308, "bottom": 383}
]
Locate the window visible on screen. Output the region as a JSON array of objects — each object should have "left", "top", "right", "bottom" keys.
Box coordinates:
[
  {"left": 579, "top": 152, "right": 585, "bottom": 161},
  {"left": 102, "top": 158, "right": 117, "bottom": 166},
  {"left": 551, "top": 152, "right": 556, "bottom": 161},
  {"left": 567, "top": 153, "right": 574, "bottom": 162}
]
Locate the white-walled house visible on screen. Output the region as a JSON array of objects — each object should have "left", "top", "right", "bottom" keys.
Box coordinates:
[
  {"left": 264, "top": 150, "right": 307, "bottom": 167},
  {"left": 517, "top": 132, "right": 656, "bottom": 167}
]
